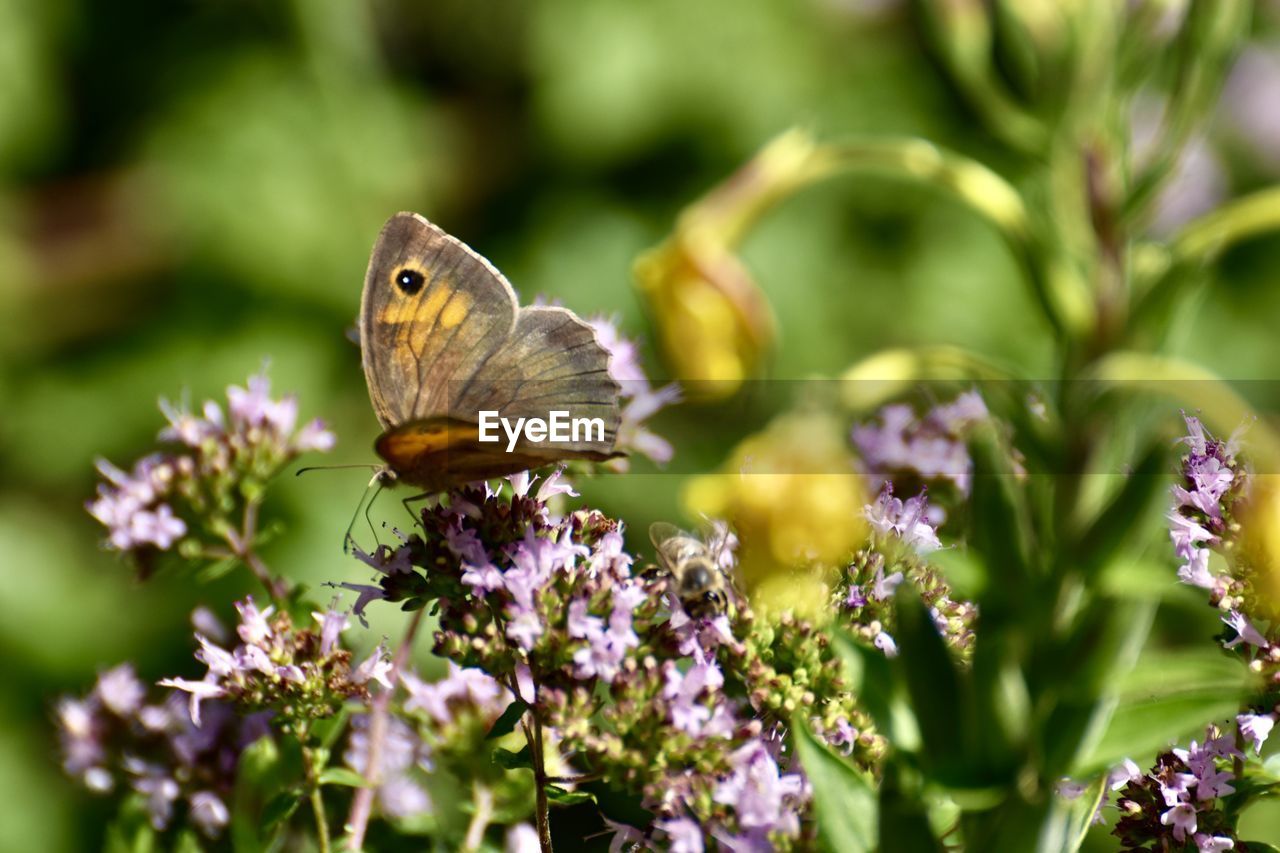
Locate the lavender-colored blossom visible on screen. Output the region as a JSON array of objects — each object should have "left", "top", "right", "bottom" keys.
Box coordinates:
[
  {"left": 156, "top": 677, "right": 226, "bottom": 726},
  {"left": 713, "top": 739, "right": 805, "bottom": 836},
  {"left": 402, "top": 663, "right": 510, "bottom": 725},
  {"left": 852, "top": 392, "right": 987, "bottom": 493},
  {"left": 589, "top": 315, "right": 680, "bottom": 464},
  {"left": 1194, "top": 765, "right": 1235, "bottom": 800},
  {"left": 234, "top": 597, "right": 274, "bottom": 646},
  {"left": 1238, "top": 712, "right": 1275, "bottom": 755},
  {"left": 95, "top": 664, "right": 146, "bottom": 717},
  {"left": 125, "top": 758, "right": 182, "bottom": 830},
  {"left": 659, "top": 817, "right": 705, "bottom": 853},
  {"left": 335, "top": 583, "right": 387, "bottom": 627},
  {"left": 865, "top": 486, "right": 942, "bottom": 554},
  {"left": 873, "top": 630, "right": 898, "bottom": 658},
  {"left": 844, "top": 584, "right": 867, "bottom": 609},
  {"left": 353, "top": 644, "right": 393, "bottom": 691},
  {"left": 869, "top": 563, "right": 905, "bottom": 602},
  {"left": 1107, "top": 757, "right": 1142, "bottom": 791},
  {"left": 505, "top": 822, "right": 541, "bottom": 853},
  {"left": 189, "top": 791, "right": 230, "bottom": 838},
  {"left": 1195, "top": 834, "right": 1236, "bottom": 853},
  {"left": 1160, "top": 802, "right": 1198, "bottom": 843},
  {"left": 312, "top": 601, "right": 350, "bottom": 656},
  {"left": 344, "top": 714, "right": 432, "bottom": 818},
  {"left": 664, "top": 656, "right": 726, "bottom": 736},
  {"left": 1222, "top": 610, "right": 1268, "bottom": 650}
]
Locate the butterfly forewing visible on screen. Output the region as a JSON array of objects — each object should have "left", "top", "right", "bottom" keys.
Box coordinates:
[{"left": 360, "top": 213, "right": 518, "bottom": 428}]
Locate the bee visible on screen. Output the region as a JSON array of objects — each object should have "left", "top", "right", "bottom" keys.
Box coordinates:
[{"left": 648, "top": 522, "right": 737, "bottom": 618}]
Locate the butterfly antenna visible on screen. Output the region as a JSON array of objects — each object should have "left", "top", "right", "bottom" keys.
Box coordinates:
[
  {"left": 296, "top": 463, "right": 384, "bottom": 477},
  {"left": 342, "top": 472, "right": 388, "bottom": 554}
]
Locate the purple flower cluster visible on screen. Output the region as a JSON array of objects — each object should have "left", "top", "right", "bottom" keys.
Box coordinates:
[
  {"left": 838, "top": 486, "right": 975, "bottom": 660},
  {"left": 161, "top": 596, "right": 388, "bottom": 726},
  {"left": 1111, "top": 725, "right": 1247, "bottom": 850},
  {"left": 58, "top": 659, "right": 271, "bottom": 838},
  {"left": 87, "top": 370, "right": 334, "bottom": 565},
  {"left": 589, "top": 315, "right": 681, "bottom": 465},
  {"left": 851, "top": 390, "right": 989, "bottom": 495},
  {"left": 1169, "top": 413, "right": 1245, "bottom": 594}
]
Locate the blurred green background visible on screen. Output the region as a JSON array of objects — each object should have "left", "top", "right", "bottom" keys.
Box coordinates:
[{"left": 6, "top": 1, "right": 1280, "bottom": 849}]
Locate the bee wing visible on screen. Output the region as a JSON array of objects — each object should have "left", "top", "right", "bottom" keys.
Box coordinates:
[{"left": 649, "top": 521, "right": 686, "bottom": 548}]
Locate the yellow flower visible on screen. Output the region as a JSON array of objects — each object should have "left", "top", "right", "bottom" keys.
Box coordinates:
[
  {"left": 683, "top": 410, "right": 868, "bottom": 607},
  {"left": 634, "top": 132, "right": 832, "bottom": 399}
]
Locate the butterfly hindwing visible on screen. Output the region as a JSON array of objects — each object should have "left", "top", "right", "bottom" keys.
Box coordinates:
[
  {"left": 360, "top": 212, "right": 518, "bottom": 429},
  {"left": 453, "top": 306, "right": 620, "bottom": 453}
]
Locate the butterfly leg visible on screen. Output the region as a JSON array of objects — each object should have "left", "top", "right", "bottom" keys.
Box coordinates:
[{"left": 400, "top": 492, "right": 433, "bottom": 527}]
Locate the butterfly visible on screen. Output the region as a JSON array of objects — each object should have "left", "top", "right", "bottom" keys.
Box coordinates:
[{"left": 359, "top": 212, "right": 622, "bottom": 492}]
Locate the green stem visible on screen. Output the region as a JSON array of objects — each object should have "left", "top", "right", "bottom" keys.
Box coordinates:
[
  {"left": 303, "top": 744, "right": 332, "bottom": 853},
  {"left": 462, "top": 783, "right": 493, "bottom": 852},
  {"left": 1171, "top": 185, "right": 1280, "bottom": 265}
]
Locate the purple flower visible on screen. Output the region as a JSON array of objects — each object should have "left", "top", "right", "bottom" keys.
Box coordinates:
[
  {"left": 873, "top": 630, "right": 898, "bottom": 658},
  {"left": 189, "top": 791, "right": 230, "bottom": 838},
  {"left": 1194, "top": 765, "right": 1235, "bottom": 800},
  {"left": 658, "top": 818, "right": 705, "bottom": 853},
  {"left": 344, "top": 714, "right": 432, "bottom": 818},
  {"left": 853, "top": 392, "right": 987, "bottom": 493},
  {"left": 311, "top": 601, "right": 350, "bottom": 656},
  {"left": 1177, "top": 548, "right": 1216, "bottom": 590},
  {"left": 1107, "top": 758, "right": 1142, "bottom": 791},
  {"left": 505, "top": 823, "right": 540, "bottom": 853},
  {"left": 234, "top": 597, "right": 274, "bottom": 646},
  {"left": 535, "top": 468, "right": 579, "bottom": 501},
  {"left": 864, "top": 487, "right": 942, "bottom": 554},
  {"left": 295, "top": 418, "right": 336, "bottom": 452},
  {"left": 713, "top": 740, "right": 805, "bottom": 836},
  {"left": 1239, "top": 712, "right": 1275, "bottom": 755},
  {"left": 1195, "top": 834, "right": 1236, "bottom": 853},
  {"left": 353, "top": 643, "right": 393, "bottom": 691},
  {"left": 1160, "top": 802, "right": 1197, "bottom": 843},
  {"left": 335, "top": 583, "right": 387, "bottom": 627},
  {"left": 157, "top": 677, "right": 226, "bottom": 726},
  {"left": 664, "top": 657, "right": 726, "bottom": 736},
  {"left": 588, "top": 315, "right": 680, "bottom": 465},
  {"left": 125, "top": 758, "right": 181, "bottom": 830},
  {"left": 1222, "top": 610, "right": 1268, "bottom": 650},
  {"left": 402, "top": 663, "right": 509, "bottom": 725},
  {"left": 844, "top": 584, "right": 867, "bottom": 609},
  {"left": 95, "top": 664, "right": 145, "bottom": 717}
]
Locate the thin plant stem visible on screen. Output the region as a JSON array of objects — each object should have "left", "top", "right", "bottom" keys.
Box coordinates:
[
  {"left": 223, "top": 498, "right": 290, "bottom": 606},
  {"left": 462, "top": 783, "right": 493, "bottom": 852},
  {"left": 343, "top": 608, "right": 425, "bottom": 850},
  {"left": 303, "top": 744, "right": 332, "bottom": 853},
  {"left": 525, "top": 717, "right": 553, "bottom": 853}
]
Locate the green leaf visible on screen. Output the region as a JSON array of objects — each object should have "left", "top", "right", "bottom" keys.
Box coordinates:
[
  {"left": 311, "top": 705, "right": 353, "bottom": 751},
  {"left": 545, "top": 784, "right": 595, "bottom": 806},
  {"left": 967, "top": 425, "right": 1037, "bottom": 619},
  {"left": 485, "top": 699, "right": 529, "bottom": 741},
  {"left": 894, "top": 591, "right": 969, "bottom": 783},
  {"left": 579, "top": 781, "right": 654, "bottom": 829},
  {"left": 318, "top": 767, "right": 371, "bottom": 788},
  {"left": 1074, "top": 640, "right": 1252, "bottom": 774},
  {"left": 1072, "top": 444, "right": 1170, "bottom": 578},
  {"left": 105, "top": 795, "right": 159, "bottom": 853},
  {"left": 1037, "top": 775, "right": 1104, "bottom": 853},
  {"left": 492, "top": 745, "right": 533, "bottom": 771},
  {"left": 232, "top": 735, "right": 301, "bottom": 852},
  {"left": 173, "top": 829, "right": 205, "bottom": 853},
  {"left": 830, "top": 630, "right": 920, "bottom": 752},
  {"left": 259, "top": 790, "right": 302, "bottom": 831},
  {"left": 794, "top": 719, "right": 877, "bottom": 853},
  {"left": 877, "top": 762, "right": 943, "bottom": 853}
]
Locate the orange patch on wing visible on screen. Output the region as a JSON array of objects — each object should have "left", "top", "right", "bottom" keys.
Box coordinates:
[
  {"left": 439, "top": 291, "right": 471, "bottom": 328},
  {"left": 376, "top": 420, "right": 478, "bottom": 469}
]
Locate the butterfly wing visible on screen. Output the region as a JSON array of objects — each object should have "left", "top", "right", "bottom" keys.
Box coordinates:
[
  {"left": 359, "top": 212, "right": 518, "bottom": 429},
  {"left": 450, "top": 306, "right": 621, "bottom": 453},
  {"left": 376, "top": 416, "right": 616, "bottom": 491}
]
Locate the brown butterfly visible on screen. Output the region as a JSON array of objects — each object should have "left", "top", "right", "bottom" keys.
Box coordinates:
[{"left": 359, "top": 212, "right": 622, "bottom": 492}]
